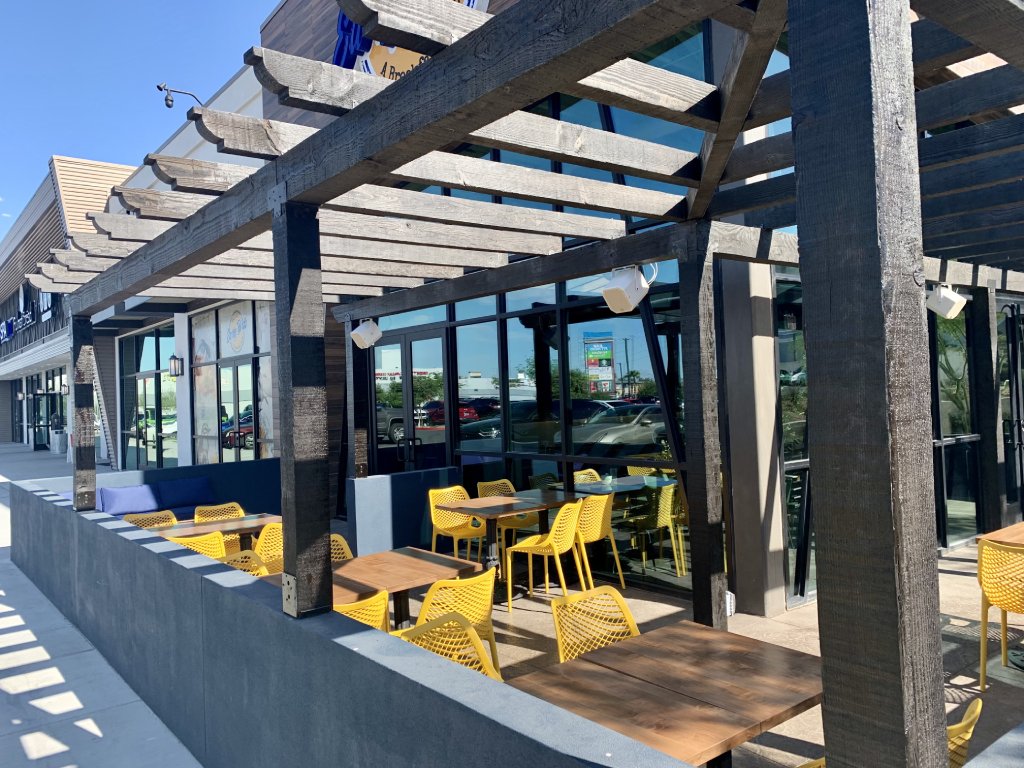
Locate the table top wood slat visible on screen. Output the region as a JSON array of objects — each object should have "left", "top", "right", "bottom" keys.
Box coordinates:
[
  {"left": 435, "top": 489, "right": 585, "bottom": 519},
  {"left": 509, "top": 620, "right": 822, "bottom": 765},
  {"left": 977, "top": 521, "right": 1024, "bottom": 546},
  {"left": 151, "top": 513, "right": 281, "bottom": 538}
]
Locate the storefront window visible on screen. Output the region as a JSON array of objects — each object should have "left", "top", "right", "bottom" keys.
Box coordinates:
[
  {"left": 506, "top": 312, "right": 559, "bottom": 453},
  {"left": 119, "top": 326, "right": 177, "bottom": 469},
  {"left": 456, "top": 322, "right": 500, "bottom": 452}
]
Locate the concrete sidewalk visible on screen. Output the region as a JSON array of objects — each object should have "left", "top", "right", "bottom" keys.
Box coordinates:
[{"left": 0, "top": 444, "right": 200, "bottom": 767}]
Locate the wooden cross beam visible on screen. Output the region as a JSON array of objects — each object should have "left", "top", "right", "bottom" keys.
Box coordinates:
[{"left": 910, "top": 0, "right": 1024, "bottom": 72}]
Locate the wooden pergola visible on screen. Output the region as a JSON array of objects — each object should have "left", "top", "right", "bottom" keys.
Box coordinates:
[{"left": 55, "top": 0, "right": 1024, "bottom": 763}]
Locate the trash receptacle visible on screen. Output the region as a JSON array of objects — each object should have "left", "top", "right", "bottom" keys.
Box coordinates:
[{"left": 49, "top": 429, "right": 68, "bottom": 455}]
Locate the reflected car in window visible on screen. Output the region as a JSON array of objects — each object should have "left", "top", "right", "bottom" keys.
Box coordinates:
[{"left": 570, "top": 404, "right": 665, "bottom": 457}]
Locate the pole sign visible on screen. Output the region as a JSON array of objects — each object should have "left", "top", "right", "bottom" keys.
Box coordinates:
[
  {"left": 334, "top": 1, "right": 489, "bottom": 80},
  {"left": 583, "top": 332, "right": 615, "bottom": 394}
]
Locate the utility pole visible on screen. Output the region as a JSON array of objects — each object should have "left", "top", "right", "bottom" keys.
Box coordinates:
[{"left": 623, "top": 337, "right": 632, "bottom": 397}]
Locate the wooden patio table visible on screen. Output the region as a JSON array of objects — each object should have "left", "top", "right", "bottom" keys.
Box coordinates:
[
  {"left": 264, "top": 546, "right": 480, "bottom": 628},
  {"left": 435, "top": 489, "right": 586, "bottom": 574},
  {"left": 977, "top": 521, "right": 1024, "bottom": 546},
  {"left": 151, "top": 513, "right": 281, "bottom": 551},
  {"left": 510, "top": 620, "right": 822, "bottom": 767}
]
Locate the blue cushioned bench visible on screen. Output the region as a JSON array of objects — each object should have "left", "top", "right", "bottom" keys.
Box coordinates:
[{"left": 84, "top": 476, "right": 217, "bottom": 520}]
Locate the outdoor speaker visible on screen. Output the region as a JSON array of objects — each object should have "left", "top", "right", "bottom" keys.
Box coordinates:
[
  {"left": 601, "top": 266, "right": 650, "bottom": 314},
  {"left": 351, "top": 319, "right": 382, "bottom": 349},
  {"left": 926, "top": 284, "right": 967, "bottom": 320}
]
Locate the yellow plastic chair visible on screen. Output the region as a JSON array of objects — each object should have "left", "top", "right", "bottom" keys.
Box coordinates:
[
  {"left": 630, "top": 483, "right": 687, "bottom": 577},
  {"left": 428, "top": 485, "right": 484, "bottom": 561},
  {"left": 626, "top": 465, "right": 656, "bottom": 476},
  {"left": 573, "top": 468, "right": 601, "bottom": 484},
  {"left": 506, "top": 500, "right": 585, "bottom": 613},
  {"left": 330, "top": 533, "right": 354, "bottom": 564},
  {"left": 123, "top": 510, "right": 177, "bottom": 529},
  {"left": 575, "top": 494, "right": 626, "bottom": 590},
  {"left": 479, "top": 479, "right": 538, "bottom": 561},
  {"left": 978, "top": 539, "right": 1024, "bottom": 690},
  {"left": 168, "top": 531, "right": 227, "bottom": 559},
  {"left": 253, "top": 522, "right": 284, "bottom": 575},
  {"left": 194, "top": 502, "right": 246, "bottom": 554},
  {"left": 528, "top": 472, "right": 558, "bottom": 490},
  {"left": 219, "top": 550, "right": 269, "bottom": 576},
  {"left": 799, "top": 699, "right": 981, "bottom": 768},
  {"left": 418, "top": 568, "right": 499, "bottom": 672},
  {"left": 334, "top": 591, "right": 390, "bottom": 632},
  {"left": 550, "top": 586, "right": 640, "bottom": 663},
  {"left": 395, "top": 612, "right": 502, "bottom": 681}
]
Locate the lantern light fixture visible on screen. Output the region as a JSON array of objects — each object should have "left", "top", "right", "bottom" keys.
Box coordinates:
[
  {"left": 168, "top": 354, "right": 185, "bottom": 378},
  {"left": 60, "top": 383, "right": 69, "bottom": 396}
]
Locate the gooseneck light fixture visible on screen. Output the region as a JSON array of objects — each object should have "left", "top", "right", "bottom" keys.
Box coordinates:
[
  {"left": 168, "top": 354, "right": 185, "bottom": 378},
  {"left": 156, "top": 83, "right": 203, "bottom": 110}
]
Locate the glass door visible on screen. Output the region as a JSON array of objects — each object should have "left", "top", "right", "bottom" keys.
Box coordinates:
[
  {"left": 371, "top": 331, "right": 448, "bottom": 473},
  {"left": 1001, "top": 304, "right": 1024, "bottom": 510},
  {"left": 220, "top": 363, "right": 256, "bottom": 463},
  {"left": 32, "top": 393, "right": 52, "bottom": 451}
]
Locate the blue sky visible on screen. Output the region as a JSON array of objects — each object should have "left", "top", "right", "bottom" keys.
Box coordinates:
[{"left": 0, "top": 1, "right": 280, "bottom": 241}]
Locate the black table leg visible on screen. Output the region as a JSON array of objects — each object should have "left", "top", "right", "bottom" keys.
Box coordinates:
[
  {"left": 393, "top": 591, "right": 412, "bottom": 629},
  {"left": 707, "top": 750, "right": 732, "bottom": 767},
  {"left": 239, "top": 532, "right": 254, "bottom": 551},
  {"left": 485, "top": 518, "right": 500, "bottom": 574},
  {"left": 538, "top": 509, "right": 551, "bottom": 536}
]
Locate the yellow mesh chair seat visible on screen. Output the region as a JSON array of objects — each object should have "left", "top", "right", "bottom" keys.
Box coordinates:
[
  {"left": 575, "top": 494, "right": 625, "bottom": 590},
  {"left": 428, "top": 485, "right": 485, "bottom": 561},
  {"left": 796, "top": 761, "right": 825, "bottom": 768},
  {"left": 395, "top": 612, "right": 502, "bottom": 681},
  {"left": 219, "top": 550, "right": 269, "bottom": 576},
  {"left": 194, "top": 502, "right": 246, "bottom": 554},
  {"left": 626, "top": 466, "right": 657, "bottom": 476},
  {"left": 528, "top": 473, "right": 558, "bottom": 490},
  {"left": 253, "top": 522, "right": 284, "bottom": 575},
  {"left": 573, "top": 469, "right": 601, "bottom": 484},
  {"left": 334, "top": 591, "right": 390, "bottom": 632},
  {"left": 331, "top": 533, "right": 354, "bottom": 564},
  {"left": 978, "top": 539, "right": 1024, "bottom": 690},
  {"left": 506, "top": 500, "right": 585, "bottom": 613},
  {"left": 168, "top": 531, "right": 227, "bottom": 559},
  {"left": 948, "top": 698, "right": 983, "bottom": 768},
  {"left": 123, "top": 510, "right": 177, "bottom": 529},
  {"left": 418, "top": 568, "right": 500, "bottom": 672},
  {"left": 550, "top": 586, "right": 639, "bottom": 662}
]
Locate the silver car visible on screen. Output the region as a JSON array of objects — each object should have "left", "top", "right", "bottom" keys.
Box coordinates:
[{"left": 570, "top": 404, "right": 664, "bottom": 457}]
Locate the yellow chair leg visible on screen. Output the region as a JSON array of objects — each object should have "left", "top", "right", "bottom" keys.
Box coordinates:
[
  {"left": 432, "top": 531, "right": 438, "bottom": 553},
  {"left": 543, "top": 556, "right": 550, "bottom": 595},
  {"left": 980, "top": 597, "right": 989, "bottom": 691},
  {"left": 571, "top": 546, "right": 585, "bottom": 590},
  {"left": 608, "top": 533, "right": 626, "bottom": 590},
  {"left": 487, "top": 634, "right": 501, "bottom": 674},
  {"left": 552, "top": 552, "right": 568, "bottom": 596},
  {"left": 676, "top": 524, "right": 687, "bottom": 576},
  {"left": 527, "top": 553, "right": 534, "bottom": 597},
  {"left": 1002, "top": 609, "right": 1009, "bottom": 668},
  {"left": 667, "top": 524, "right": 682, "bottom": 577},
  {"left": 477, "top": 535, "right": 483, "bottom": 562},
  {"left": 506, "top": 551, "right": 514, "bottom": 613},
  {"left": 579, "top": 541, "right": 595, "bottom": 591}
]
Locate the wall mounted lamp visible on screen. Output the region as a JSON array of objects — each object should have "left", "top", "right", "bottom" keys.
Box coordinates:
[
  {"left": 60, "top": 383, "right": 69, "bottom": 396},
  {"left": 15, "top": 392, "right": 24, "bottom": 402},
  {"left": 168, "top": 354, "right": 185, "bottom": 378}
]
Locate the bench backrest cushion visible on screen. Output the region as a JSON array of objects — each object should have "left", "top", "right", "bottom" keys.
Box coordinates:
[{"left": 99, "top": 484, "right": 161, "bottom": 517}]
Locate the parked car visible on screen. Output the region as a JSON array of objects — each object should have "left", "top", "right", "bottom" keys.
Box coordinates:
[
  {"left": 376, "top": 404, "right": 405, "bottom": 443},
  {"left": 462, "top": 397, "right": 499, "bottom": 419},
  {"left": 570, "top": 404, "right": 664, "bottom": 457},
  {"left": 459, "top": 399, "right": 614, "bottom": 442},
  {"left": 222, "top": 407, "right": 255, "bottom": 449},
  {"left": 420, "top": 400, "right": 479, "bottom": 424}
]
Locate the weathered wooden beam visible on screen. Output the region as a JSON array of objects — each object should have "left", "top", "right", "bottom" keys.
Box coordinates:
[
  {"left": 910, "top": 0, "right": 1024, "bottom": 72},
  {"left": 190, "top": 107, "right": 316, "bottom": 159},
  {"left": 926, "top": 220, "right": 1024, "bottom": 251},
  {"left": 67, "top": 0, "right": 745, "bottom": 317},
  {"left": 688, "top": 0, "right": 788, "bottom": 219},
  {"left": 678, "top": 222, "right": 727, "bottom": 629},
  {"left": 789, "top": 0, "right": 947, "bottom": 764},
  {"left": 273, "top": 200, "right": 333, "bottom": 618},
  {"left": 336, "top": 0, "right": 722, "bottom": 131},
  {"left": 721, "top": 131, "right": 794, "bottom": 183},
  {"left": 710, "top": 2, "right": 757, "bottom": 32},
  {"left": 919, "top": 150, "right": 1024, "bottom": 199},
  {"left": 910, "top": 17, "right": 982, "bottom": 74},
  {"left": 146, "top": 154, "right": 257, "bottom": 193},
  {"left": 924, "top": 258, "right": 1024, "bottom": 292},
  {"left": 923, "top": 204, "right": 1024, "bottom": 239},
  {"left": 71, "top": 316, "right": 96, "bottom": 511},
  {"left": 930, "top": 236, "right": 1024, "bottom": 262},
  {"left": 922, "top": 180, "right": 1024, "bottom": 221},
  {"left": 33, "top": 273, "right": 361, "bottom": 302},
  {"left": 707, "top": 173, "right": 794, "bottom": 217}
]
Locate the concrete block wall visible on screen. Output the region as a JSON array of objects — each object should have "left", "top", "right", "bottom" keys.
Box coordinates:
[{"left": 10, "top": 477, "right": 688, "bottom": 768}]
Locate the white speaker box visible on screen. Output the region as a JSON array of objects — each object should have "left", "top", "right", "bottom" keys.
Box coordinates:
[
  {"left": 351, "top": 319, "right": 382, "bottom": 349},
  {"left": 926, "top": 284, "right": 967, "bottom": 320},
  {"left": 601, "top": 267, "right": 650, "bottom": 314}
]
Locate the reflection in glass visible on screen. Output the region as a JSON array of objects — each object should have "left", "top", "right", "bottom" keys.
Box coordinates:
[
  {"left": 943, "top": 441, "right": 978, "bottom": 544},
  {"left": 935, "top": 314, "right": 972, "bottom": 437},
  {"left": 220, "top": 368, "right": 236, "bottom": 464},
  {"left": 193, "top": 365, "right": 219, "bottom": 465},
  {"left": 257, "top": 357, "right": 275, "bottom": 458},
  {"left": 775, "top": 280, "right": 807, "bottom": 462},
  {"left": 159, "top": 372, "right": 178, "bottom": 467},
  {"left": 411, "top": 338, "right": 447, "bottom": 469},
  {"left": 455, "top": 296, "right": 495, "bottom": 322},
  {"left": 218, "top": 302, "right": 254, "bottom": 359},
  {"left": 506, "top": 314, "right": 559, "bottom": 452},
  {"left": 506, "top": 284, "right": 556, "bottom": 313},
  {"left": 379, "top": 305, "right": 446, "bottom": 332},
  {"left": 192, "top": 311, "right": 217, "bottom": 365},
  {"left": 457, "top": 323, "right": 500, "bottom": 452}
]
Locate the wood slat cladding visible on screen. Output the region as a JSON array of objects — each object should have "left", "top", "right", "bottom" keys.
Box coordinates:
[
  {"left": 92, "top": 334, "right": 118, "bottom": 470},
  {"left": 49, "top": 157, "right": 134, "bottom": 234},
  {"left": 260, "top": 0, "right": 340, "bottom": 128},
  {"left": 325, "top": 311, "right": 346, "bottom": 517},
  {"left": 0, "top": 202, "right": 63, "bottom": 301}
]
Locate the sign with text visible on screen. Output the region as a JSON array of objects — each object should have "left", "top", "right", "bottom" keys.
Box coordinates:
[
  {"left": 583, "top": 332, "right": 615, "bottom": 392},
  {"left": 0, "top": 305, "right": 35, "bottom": 344},
  {"left": 334, "top": 0, "right": 489, "bottom": 81}
]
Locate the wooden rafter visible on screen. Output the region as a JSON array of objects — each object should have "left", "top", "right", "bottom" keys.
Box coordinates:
[{"left": 910, "top": 0, "right": 1024, "bottom": 72}]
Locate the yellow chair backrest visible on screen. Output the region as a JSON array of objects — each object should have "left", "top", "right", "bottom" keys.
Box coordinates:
[
  {"left": 168, "top": 531, "right": 227, "bottom": 559},
  {"left": 978, "top": 539, "right": 1024, "bottom": 614},
  {"left": 551, "top": 586, "right": 640, "bottom": 663},
  {"left": 947, "top": 698, "right": 983, "bottom": 768},
  {"left": 626, "top": 465, "right": 656, "bottom": 476},
  {"left": 656, "top": 483, "right": 677, "bottom": 528},
  {"left": 194, "top": 502, "right": 246, "bottom": 522},
  {"left": 330, "top": 533, "right": 353, "bottom": 564},
  {"left": 544, "top": 500, "right": 584, "bottom": 556},
  {"left": 576, "top": 494, "right": 614, "bottom": 543},
  {"left": 573, "top": 469, "right": 601, "bottom": 484},
  {"left": 529, "top": 473, "right": 558, "bottom": 490},
  {"left": 123, "top": 510, "right": 177, "bottom": 529},
  {"left": 253, "top": 523, "right": 284, "bottom": 574},
  {"left": 477, "top": 479, "right": 516, "bottom": 497},
  {"left": 220, "top": 550, "right": 269, "bottom": 576},
  {"left": 419, "top": 569, "right": 496, "bottom": 629},
  {"left": 428, "top": 485, "right": 473, "bottom": 530},
  {"left": 397, "top": 612, "right": 502, "bottom": 681},
  {"left": 334, "top": 591, "right": 390, "bottom": 632}
]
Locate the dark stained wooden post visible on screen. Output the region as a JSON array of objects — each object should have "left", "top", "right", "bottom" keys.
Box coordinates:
[
  {"left": 272, "top": 197, "right": 332, "bottom": 618},
  {"left": 680, "top": 221, "right": 727, "bottom": 629},
  {"left": 969, "top": 286, "right": 1010, "bottom": 532},
  {"left": 789, "top": 1, "right": 947, "bottom": 764},
  {"left": 71, "top": 316, "right": 96, "bottom": 511}
]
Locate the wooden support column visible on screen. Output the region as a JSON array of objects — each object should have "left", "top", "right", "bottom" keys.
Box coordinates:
[
  {"left": 969, "top": 287, "right": 1010, "bottom": 532},
  {"left": 789, "top": 1, "right": 947, "bottom": 765},
  {"left": 272, "top": 198, "right": 332, "bottom": 618},
  {"left": 680, "top": 222, "right": 728, "bottom": 629},
  {"left": 71, "top": 316, "right": 96, "bottom": 511}
]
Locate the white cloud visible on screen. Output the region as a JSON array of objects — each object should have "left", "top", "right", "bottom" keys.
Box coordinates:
[{"left": 1, "top": 213, "right": 10, "bottom": 218}]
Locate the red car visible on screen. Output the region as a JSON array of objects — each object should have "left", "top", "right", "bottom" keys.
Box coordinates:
[{"left": 420, "top": 400, "right": 479, "bottom": 425}]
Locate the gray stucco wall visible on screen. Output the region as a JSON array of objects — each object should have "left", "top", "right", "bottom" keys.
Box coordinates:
[{"left": 11, "top": 479, "right": 689, "bottom": 768}]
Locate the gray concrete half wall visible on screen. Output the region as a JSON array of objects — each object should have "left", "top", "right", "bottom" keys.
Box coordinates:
[{"left": 10, "top": 479, "right": 687, "bottom": 768}]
